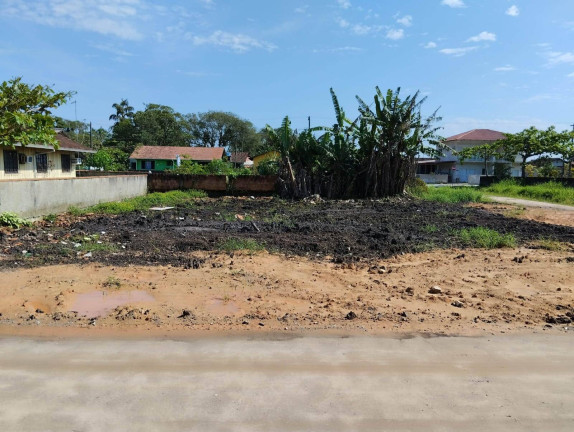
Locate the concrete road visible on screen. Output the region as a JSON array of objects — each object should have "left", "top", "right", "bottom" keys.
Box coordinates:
[
  {"left": 486, "top": 195, "right": 574, "bottom": 211},
  {"left": 0, "top": 334, "right": 573, "bottom": 432}
]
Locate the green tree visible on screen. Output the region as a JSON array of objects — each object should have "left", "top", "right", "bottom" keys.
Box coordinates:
[
  {"left": 494, "top": 126, "right": 559, "bottom": 178},
  {"left": 54, "top": 116, "right": 109, "bottom": 149},
  {"left": 188, "top": 111, "right": 261, "bottom": 153},
  {"left": 83, "top": 148, "right": 129, "bottom": 171},
  {"left": 0, "top": 77, "right": 72, "bottom": 148},
  {"left": 554, "top": 130, "right": 574, "bottom": 178},
  {"left": 109, "top": 99, "right": 134, "bottom": 123},
  {"left": 134, "top": 104, "right": 191, "bottom": 147}
]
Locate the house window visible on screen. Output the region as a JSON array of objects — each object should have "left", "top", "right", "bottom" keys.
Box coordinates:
[
  {"left": 61, "top": 154, "right": 71, "bottom": 172},
  {"left": 3, "top": 150, "right": 18, "bottom": 173},
  {"left": 130, "top": 161, "right": 136, "bottom": 170},
  {"left": 36, "top": 154, "right": 48, "bottom": 173},
  {"left": 143, "top": 160, "right": 155, "bottom": 170}
]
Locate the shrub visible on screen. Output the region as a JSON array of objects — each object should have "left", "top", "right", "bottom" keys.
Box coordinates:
[
  {"left": 218, "top": 238, "right": 265, "bottom": 252},
  {"left": 0, "top": 212, "right": 31, "bottom": 229},
  {"left": 405, "top": 177, "right": 428, "bottom": 196}
]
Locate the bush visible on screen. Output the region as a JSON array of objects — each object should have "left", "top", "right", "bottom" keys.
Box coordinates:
[
  {"left": 0, "top": 212, "right": 31, "bottom": 229},
  {"left": 171, "top": 159, "right": 252, "bottom": 177},
  {"left": 218, "top": 238, "right": 265, "bottom": 252},
  {"left": 405, "top": 177, "right": 428, "bottom": 196},
  {"left": 457, "top": 227, "right": 516, "bottom": 249},
  {"left": 255, "top": 158, "right": 279, "bottom": 176}
]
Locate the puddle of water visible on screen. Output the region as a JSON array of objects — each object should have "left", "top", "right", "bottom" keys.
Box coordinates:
[
  {"left": 206, "top": 298, "right": 241, "bottom": 316},
  {"left": 69, "top": 291, "right": 155, "bottom": 318}
]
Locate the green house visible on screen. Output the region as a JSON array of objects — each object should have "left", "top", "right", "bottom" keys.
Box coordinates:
[{"left": 129, "top": 146, "right": 224, "bottom": 171}]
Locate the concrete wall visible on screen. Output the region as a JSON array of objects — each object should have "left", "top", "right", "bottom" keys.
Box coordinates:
[
  {"left": 417, "top": 174, "right": 448, "bottom": 184},
  {"left": 1, "top": 147, "right": 77, "bottom": 180},
  {"left": 0, "top": 175, "right": 147, "bottom": 218}
]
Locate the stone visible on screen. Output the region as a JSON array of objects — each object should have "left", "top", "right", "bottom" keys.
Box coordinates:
[
  {"left": 178, "top": 309, "right": 193, "bottom": 319},
  {"left": 428, "top": 286, "right": 442, "bottom": 294},
  {"left": 345, "top": 311, "right": 357, "bottom": 320},
  {"left": 451, "top": 301, "right": 464, "bottom": 308}
]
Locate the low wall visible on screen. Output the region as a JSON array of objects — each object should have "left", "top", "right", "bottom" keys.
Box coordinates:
[
  {"left": 417, "top": 174, "right": 448, "bottom": 184},
  {"left": 148, "top": 174, "right": 227, "bottom": 192},
  {"left": 479, "top": 176, "right": 574, "bottom": 187},
  {"left": 230, "top": 175, "right": 277, "bottom": 192},
  {"left": 0, "top": 175, "right": 147, "bottom": 218},
  {"left": 148, "top": 173, "right": 278, "bottom": 193},
  {"left": 77, "top": 170, "right": 144, "bottom": 177}
]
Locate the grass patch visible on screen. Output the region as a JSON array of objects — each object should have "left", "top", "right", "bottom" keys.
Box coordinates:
[
  {"left": 70, "top": 190, "right": 207, "bottom": 215},
  {"left": 483, "top": 180, "right": 574, "bottom": 206},
  {"left": 531, "top": 238, "right": 570, "bottom": 252},
  {"left": 218, "top": 238, "right": 265, "bottom": 252},
  {"left": 457, "top": 227, "right": 516, "bottom": 249},
  {"left": 412, "top": 187, "right": 486, "bottom": 203},
  {"left": 422, "top": 224, "right": 438, "bottom": 233},
  {"left": 102, "top": 276, "right": 122, "bottom": 289}
]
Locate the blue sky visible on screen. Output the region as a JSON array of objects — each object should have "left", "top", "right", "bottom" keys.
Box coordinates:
[{"left": 1, "top": 0, "right": 573, "bottom": 137}]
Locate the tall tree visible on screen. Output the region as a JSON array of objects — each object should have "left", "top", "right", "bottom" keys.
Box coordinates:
[
  {"left": 134, "top": 104, "right": 191, "bottom": 147},
  {"left": 54, "top": 116, "right": 109, "bottom": 149},
  {"left": 109, "top": 99, "right": 134, "bottom": 123},
  {"left": 0, "top": 77, "right": 71, "bottom": 148},
  {"left": 188, "top": 111, "right": 261, "bottom": 153}
]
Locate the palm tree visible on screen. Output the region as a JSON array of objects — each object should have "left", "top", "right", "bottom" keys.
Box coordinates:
[{"left": 109, "top": 99, "right": 134, "bottom": 123}]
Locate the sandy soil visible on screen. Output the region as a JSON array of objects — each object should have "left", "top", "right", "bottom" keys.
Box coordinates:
[
  {"left": 470, "top": 202, "right": 574, "bottom": 228},
  {"left": 1, "top": 247, "right": 572, "bottom": 338}
]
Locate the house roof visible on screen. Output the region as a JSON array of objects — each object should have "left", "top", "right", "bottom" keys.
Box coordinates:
[
  {"left": 445, "top": 129, "right": 506, "bottom": 142},
  {"left": 230, "top": 152, "right": 249, "bottom": 163},
  {"left": 55, "top": 133, "right": 95, "bottom": 153},
  {"left": 129, "top": 146, "right": 224, "bottom": 161}
]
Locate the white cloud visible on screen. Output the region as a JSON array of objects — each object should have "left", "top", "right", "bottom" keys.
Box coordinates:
[
  {"left": 386, "top": 28, "right": 404, "bottom": 40},
  {"left": 467, "top": 31, "right": 496, "bottom": 42},
  {"left": 567, "top": 72, "right": 574, "bottom": 78},
  {"left": 337, "top": 17, "right": 350, "bottom": 28},
  {"left": 294, "top": 5, "right": 308, "bottom": 14},
  {"left": 506, "top": 5, "right": 519, "bottom": 17},
  {"left": 91, "top": 43, "right": 134, "bottom": 57},
  {"left": 439, "top": 46, "right": 477, "bottom": 56},
  {"left": 337, "top": 0, "right": 351, "bottom": 9},
  {"left": 494, "top": 65, "right": 515, "bottom": 72},
  {"left": 191, "top": 31, "right": 277, "bottom": 53},
  {"left": 396, "top": 15, "right": 412, "bottom": 27},
  {"left": 545, "top": 51, "right": 574, "bottom": 66},
  {"left": 352, "top": 24, "right": 372, "bottom": 35},
  {"left": 1, "top": 0, "right": 145, "bottom": 40},
  {"left": 441, "top": 0, "right": 465, "bottom": 8},
  {"left": 424, "top": 41, "right": 437, "bottom": 49}
]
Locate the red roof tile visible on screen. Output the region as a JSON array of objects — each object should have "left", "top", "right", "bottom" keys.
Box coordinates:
[
  {"left": 129, "top": 146, "right": 224, "bottom": 162},
  {"left": 445, "top": 129, "right": 506, "bottom": 142},
  {"left": 230, "top": 152, "right": 249, "bottom": 163}
]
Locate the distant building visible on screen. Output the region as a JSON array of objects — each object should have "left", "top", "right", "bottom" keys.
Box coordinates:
[
  {"left": 230, "top": 152, "right": 254, "bottom": 168},
  {"left": 129, "top": 146, "right": 224, "bottom": 171},
  {"left": 416, "top": 129, "right": 521, "bottom": 184}
]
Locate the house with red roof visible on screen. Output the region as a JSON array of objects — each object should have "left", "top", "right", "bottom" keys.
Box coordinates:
[
  {"left": 129, "top": 146, "right": 224, "bottom": 171},
  {"left": 0, "top": 131, "right": 95, "bottom": 180},
  {"left": 416, "top": 129, "right": 521, "bottom": 184}
]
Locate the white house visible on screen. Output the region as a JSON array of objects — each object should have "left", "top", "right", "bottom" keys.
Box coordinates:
[{"left": 416, "top": 129, "right": 522, "bottom": 184}]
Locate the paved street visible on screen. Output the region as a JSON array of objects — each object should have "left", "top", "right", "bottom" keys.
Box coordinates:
[{"left": 1, "top": 334, "right": 573, "bottom": 431}]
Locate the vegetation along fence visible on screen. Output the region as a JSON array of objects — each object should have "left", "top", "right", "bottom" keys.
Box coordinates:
[{"left": 479, "top": 176, "right": 574, "bottom": 187}]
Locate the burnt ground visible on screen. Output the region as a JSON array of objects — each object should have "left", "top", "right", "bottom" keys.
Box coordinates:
[{"left": 1, "top": 196, "right": 573, "bottom": 269}]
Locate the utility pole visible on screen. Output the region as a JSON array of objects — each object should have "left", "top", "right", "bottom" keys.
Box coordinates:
[{"left": 308, "top": 116, "right": 311, "bottom": 130}]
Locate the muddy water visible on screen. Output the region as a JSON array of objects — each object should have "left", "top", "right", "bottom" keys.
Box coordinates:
[
  {"left": 69, "top": 291, "right": 155, "bottom": 318},
  {"left": 205, "top": 299, "right": 241, "bottom": 316}
]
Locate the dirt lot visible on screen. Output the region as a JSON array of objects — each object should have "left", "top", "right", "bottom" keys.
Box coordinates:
[{"left": 0, "top": 197, "right": 573, "bottom": 337}]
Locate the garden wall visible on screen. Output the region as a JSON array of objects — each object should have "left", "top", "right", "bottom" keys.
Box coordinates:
[
  {"left": 148, "top": 173, "right": 277, "bottom": 194},
  {"left": 77, "top": 170, "right": 144, "bottom": 177},
  {"left": 416, "top": 174, "right": 448, "bottom": 184},
  {"left": 479, "top": 176, "right": 574, "bottom": 187},
  {"left": 0, "top": 175, "right": 147, "bottom": 218}
]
